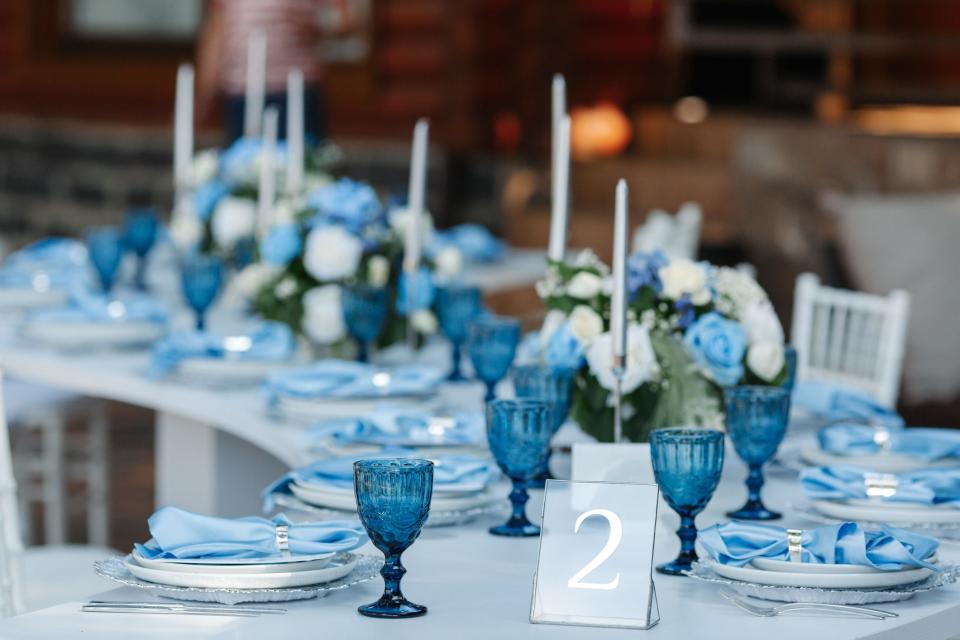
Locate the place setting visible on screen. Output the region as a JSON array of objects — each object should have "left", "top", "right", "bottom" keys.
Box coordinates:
[{"left": 0, "top": 237, "right": 87, "bottom": 312}]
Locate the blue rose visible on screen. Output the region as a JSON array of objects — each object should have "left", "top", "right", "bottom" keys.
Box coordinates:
[
  {"left": 395, "top": 266, "right": 435, "bottom": 313},
  {"left": 627, "top": 250, "right": 668, "bottom": 297},
  {"left": 193, "top": 179, "right": 230, "bottom": 221},
  {"left": 684, "top": 311, "right": 747, "bottom": 386},
  {"left": 260, "top": 223, "right": 303, "bottom": 266},
  {"left": 307, "top": 178, "right": 383, "bottom": 233},
  {"left": 545, "top": 321, "right": 585, "bottom": 369},
  {"left": 431, "top": 224, "right": 505, "bottom": 263}
]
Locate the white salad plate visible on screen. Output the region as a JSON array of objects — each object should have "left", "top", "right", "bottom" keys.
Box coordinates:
[
  {"left": 709, "top": 559, "right": 934, "bottom": 589},
  {"left": 124, "top": 552, "right": 358, "bottom": 589},
  {"left": 812, "top": 499, "right": 960, "bottom": 524},
  {"left": 290, "top": 481, "right": 501, "bottom": 512},
  {"left": 800, "top": 445, "right": 959, "bottom": 473},
  {"left": 751, "top": 554, "right": 938, "bottom": 575},
  {"left": 132, "top": 552, "right": 334, "bottom": 575},
  {"left": 276, "top": 395, "right": 439, "bottom": 422},
  {"left": 0, "top": 288, "right": 67, "bottom": 309},
  {"left": 23, "top": 321, "right": 164, "bottom": 349},
  {"left": 177, "top": 358, "right": 292, "bottom": 385}
]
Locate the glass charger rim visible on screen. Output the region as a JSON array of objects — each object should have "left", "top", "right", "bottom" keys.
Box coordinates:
[
  {"left": 790, "top": 500, "right": 960, "bottom": 539},
  {"left": 271, "top": 492, "right": 508, "bottom": 527}
]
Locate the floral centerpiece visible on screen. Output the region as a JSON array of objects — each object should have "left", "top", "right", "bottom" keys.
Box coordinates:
[{"left": 528, "top": 249, "right": 788, "bottom": 442}]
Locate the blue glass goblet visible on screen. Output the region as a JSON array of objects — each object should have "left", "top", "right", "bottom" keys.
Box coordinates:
[
  {"left": 121, "top": 207, "right": 159, "bottom": 291},
  {"left": 180, "top": 253, "right": 223, "bottom": 331},
  {"left": 513, "top": 363, "right": 575, "bottom": 488},
  {"left": 354, "top": 458, "right": 433, "bottom": 618},
  {"left": 486, "top": 398, "right": 552, "bottom": 536},
  {"left": 436, "top": 285, "right": 483, "bottom": 381},
  {"left": 342, "top": 284, "right": 389, "bottom": 363},
  {"left": 650, "top": 427, "right": 725, "bottom": 575},
  {"left": 467, "top": 315, "right": 520, "bottom": 401},
  {"left": 724, "top": 385, "right": 791, "bottom": 520},
  {"left": 86, "top": 226, "right": 124, "bottom": 293},
  {"left": 782, "top": 345, "right": 798, "bottom": 393}
]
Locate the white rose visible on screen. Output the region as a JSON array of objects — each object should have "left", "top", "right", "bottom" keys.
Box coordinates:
[
  {"left": 302, "top": 225, "right": 363, "bottom": 282},
  {"left": 434, "top": 246, "right": 463, "bottom": 282},
  {"left": 568, "top": 305, "right": 604, "bottom": 344},
  {"left": 272, "top": 198, "right": 298, "bottom": 225},
  {"left": 223, "top": 263, "right": 281, "bottom": 305},
  {"left": 275, "top": 276, "right": 298, "bottom": 299},
  {"left": 302, "top": 284, "right": 346, "bottom": 344},
  {"left": 566, "top": 272, "right": 603, "bottom": 299},
  {"left": 538, "top": 309, "right": 567, "bottom": 351},
  {"left": 747, "top": 342, "right": 785, "bottom": 382},
  {"left": 367, "top": 255, "right": 390, "bottom": 287},
  {"left": 411, "top": 309, "right": 438, "bottom": 335},
  {"left": 585, "top": 323, "right": 659, "bottom": 394},
  {"left": 191, "top": 150, "right": 219, "bottom": 186},
  {"left": 169, "top": 213, "right": 203, "bottom": 252},
  {"left": 659, "top": 259, "right": 711, "bottom": 305},
  {"left": 741, "top": 299, "right": 784, "bottom": 346},
  {"left": 389, "top": 206, "right": 434, "bottom": 248},
  {"left": 211, "top": 197, "right": 257, "bottom": 249}
]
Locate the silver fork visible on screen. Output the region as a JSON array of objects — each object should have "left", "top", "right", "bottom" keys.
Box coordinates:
[{"left": 719, "top": 590, "right": 898, "bottom": 620}]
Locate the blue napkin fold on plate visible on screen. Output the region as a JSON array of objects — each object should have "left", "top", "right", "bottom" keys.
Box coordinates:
[
  {"left": 801, "top": 465, "right": 960, "bottom": 507},
  {"left": 818, "top": 423, "right": 960, "bottom": 461},
  {"left": 262, "top": 360, "right": 443, "bottom": 405},
  {"left": 4, "top": 237, "right": 87, "bottom": 269},
  {"left": 792, "top": 381, "right": 904, "bottom": 430},
  {"left": 309, "top": 409, "right": 485, "bottom": 447},
  {"left": 698, "top": 520, "right": 939, "bottom": 571},
  {"left": 150, "top": 322, "right": 295, "bottom": 377},
  {"left": 431, "top": 224, "right": 505, "bottom": 263},
  {"left": 133, "top": 506, "right": 367, "bottom": 560},
  {"left": 27, "top": 288, "right": 168, "bottom": 324},
  {"left": 262, "top": 448, "right": 500, "bottom": 511}
]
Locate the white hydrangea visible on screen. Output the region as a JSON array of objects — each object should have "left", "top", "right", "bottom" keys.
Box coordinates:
[
  {"left": 302, "top": 284, "right": 346, "bottom": 344},
  {"left": 741, "top": 299, "right": 785, "bottom": 345},
  {"left": 211, "top": 197, "right": 257, "bottom": 249},
  {"left": 303, "top": 225, "right": 363, "bottom": 282},
  {"left": 411, "top": 309, "right": 438, "bottom": 335},
  {"left": 585, "top": 323, "right": 660, "bottom": 393},
  {"left": 569, "top": 305, "right": 604, "bottom": 344},
  {"left": 659, "top": 259, "right": 711, "bottom": 305},
  {"left": 168, "top": 212, "right": 204, "bottom": 252},
  {"left": 367, "top": 255, "right": 390, "bottom": 287},
  {"left": 572, "top": 249, "right": 610, "bottom": 275},
  {"left": 566, "top": 272, "right": 604, "bottom": 299},
  {"left": 747, "top": 342, "right": 786, "bottom": 382},
  {"left": 223, "top": 263, "right": 281, "bottom": 306},
  {"left": 535, "top": 266, "right": 564, "bottom": 299},
  {"left": 712, "top": 266, "right": 767, "bottom": 319}
]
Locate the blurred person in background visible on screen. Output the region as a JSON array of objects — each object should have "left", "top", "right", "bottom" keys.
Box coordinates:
[{"left": 196, "top": 0, "right": 353, "bottom": 143}]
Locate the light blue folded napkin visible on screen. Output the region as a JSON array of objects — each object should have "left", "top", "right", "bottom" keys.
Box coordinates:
[
  {"left": 819, "top": 424, "right": 960, "bottom": 461},
  {"left": 699, "top": 520, "right": 938, "bottom": 570},
  {"left": 262, "top": 360, "right": 443, "bottom": 405},
  {"left": 133, "top": 506, "right": 366, "bottom": 560},
  {"left": 0, "top": 266, "right": 83, "bottom": 290},
  {"left": 309, "top": 409, "right": 485, "bottom": 447},
  {"left": 5, "top": 237, "right": 87, "bottom": 269},
  {"left": 431, "top": 224, "right": 505, "bottom": 263},
  {"left": 263, "top": 449, "right": 499, "bottom": 511},
  {"left": 793, "top": 381, "right": 904, "bottom": 430},
  {"left": 801, "top": 465, "right": 960, "bottom": 507},
  {"left": 150, "top": 322, "right": 295, "bottom": 377},
  {"left": 28, "top": 289, "right": 168, "bottom": 325}
]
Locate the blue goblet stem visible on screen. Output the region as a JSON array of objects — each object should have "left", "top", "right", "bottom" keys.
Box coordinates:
[
  {"left": 448, "top": 341, "right": 464, "bottom": 382},
  {"left": 381, "top": 553, "right": 407, "bottom": 604},
  {"left": 484, "top": 380, "right": 496, "bottom": 402},
  {"left": 357, "top": 341, "right": 369, "bottom": 363},
  {"left": 746, "top": 463, "right": 765, "bottom": 507},
  {"left": 657, "top": 515, "right": 699, "bottom": 576},
  {"left": 195, "top": 313, "right": 206, "bottom": 332},
  {"left": 134, "top": 257, "right": 148, "bottom": 291},
  {"left": 489, "top": 480, "right": 539, "bottom": 536}
]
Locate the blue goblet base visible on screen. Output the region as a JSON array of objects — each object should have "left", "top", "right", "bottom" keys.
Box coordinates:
[
  {"left": 358, "top": 596, "right": 427, "bottom": 619},
  {"left": 489, "top": 522, "right": 541, "bottom": 537},
  {"left": 446, "top": 369, "right": 466, "bottom": 383},
  {"left": 726, "top": 504, "right": 781, "bottom": 520},
  {"left": 656, "top": 557, "right": 695, "bottom": 576}
]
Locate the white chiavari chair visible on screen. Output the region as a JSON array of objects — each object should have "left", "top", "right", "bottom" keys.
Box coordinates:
[{"left": 791, "top": 273, "right": 911, "bottom": 408}]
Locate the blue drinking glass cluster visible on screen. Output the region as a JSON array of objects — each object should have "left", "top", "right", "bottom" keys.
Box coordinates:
[
  {"left": 180, "top": 254, "right": 224, "bottom": 331},
  {"left": 512, "top": 363, "right": 575, "bottom": 487},
  {"left": 436, "top": 285, "right": 483, "bottom": 381},
  {"left": 650, "top": 427, "right": 725, "bottom": 575},
  {"left": 486, "top": 398, "right": 552, "bottom": 537},
  {"left": 354, "top": 458, "right": 434, "bottom": 618},
  {"left": 724, "top": 385, "right": 792, "bottom": 520},
  {"left": 342, "top": 284, "right": 389, "bottom": 362},
  {"left": 86, "top": 226, "right": 124, "bottom": 293},
  {"left": 467, "top": 315, "right": 520, "bottom": 401}
]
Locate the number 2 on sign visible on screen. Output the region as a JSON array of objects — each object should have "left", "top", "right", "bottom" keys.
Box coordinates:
[{"left": 566, "top": 509, "right": 623, "bottom": 591}]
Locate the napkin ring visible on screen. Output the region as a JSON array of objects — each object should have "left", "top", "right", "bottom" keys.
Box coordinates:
[
  {"left": 275, "top": 524, "right": 290, "bottom": 557},
  {"left": 872, "top": 428, "right": 893, "bottom": 451},
  {"left": 786, "top": 529, "right": 803, "bottom": 563},
  {"left": 864, "top": 473, "right": 899, "bottom": 498}
]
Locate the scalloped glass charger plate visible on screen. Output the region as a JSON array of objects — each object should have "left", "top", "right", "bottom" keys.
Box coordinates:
[
  {"left": 94, "top": 553, "right": 380, "bottom": 605},
  {"left": 751, "top": 553, "right": 938, "bottom": 575},
  {"left": 23, "top": 321, "right": 164, "bottom": 349},
  {"left": 132, "top": 551, "right": 335, "bottom": 574},
  {"left": 812, "top": 499, "right": 960, "bottom": 524},
  {"left": 686, "top": 561, "right": 959, "bottom": 604},
  {"left": 799, "top": 445, "right": 959, "bottom": 473},
  {"left": 791, "top": 500, "right": 960, "bottom": 540},
  {"left": 289, "top": 479, "right": 502, "bottom": 512},
  {"left": 708, "top": 559, "right": 934, "bottom": 589}
]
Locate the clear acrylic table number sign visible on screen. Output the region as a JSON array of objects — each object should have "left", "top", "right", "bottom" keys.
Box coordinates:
[{"left": 530, "top": 480, "right": 660, "bottom": 630}]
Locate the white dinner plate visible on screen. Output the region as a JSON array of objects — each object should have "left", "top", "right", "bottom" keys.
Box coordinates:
[
  {"left": 709, "top": 559, "right": 933, "bottom": 589},
  {"left": 0, "top": 288, "right": 67, "bottom": 309},
  {"left": 23, "top": 321, "right": 164, "bottom": 349},
  {"left": 276, "top": 395, "right": 440, "bottom": 422},
  {"left": 289, "top": 481, "right": 502, "bottom": 512},
  {"left": 176, "top": 358, "right": 292, "bottom": 385},
  {"left": 132, "top": 552, "right": 334, "bottom": 575},
  {"left": 751, "top": 554, "right": 938, "bottom": 575},
  {"left": 800, "top": 445, "right": 960, "bottom": 473},
  {"left": 124, "top": 552, "right": 358, "bottom": 589},
  {"left": 812, "top": 499, "right": 960, "bottom": 524}
]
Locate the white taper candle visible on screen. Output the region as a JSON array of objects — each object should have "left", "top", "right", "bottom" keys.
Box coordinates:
[
  {"left": 174, "top": 64, "right": 194, "bottom": 191},
  {"left": 611, "top": 179, "right": 629, "bottom": 365},
  {"left": 286, "top": 69, "right": 304, "bottom": 195},
  {"left": 243, "top": 30, "right": 267, "bottom": 139},
  {"left": 547, "top": 74, "right": 568, "bottom": 262},
  {"left": 404, "top": 118, "right": 429, "bottom": 274},
  {"left": 257, "top": 107, "right": 279, "bottom": 239}
]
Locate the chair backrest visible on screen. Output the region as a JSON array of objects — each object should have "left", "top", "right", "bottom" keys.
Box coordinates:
[
  {"left": 791, "top": 273, "right": 911, "bottom": 408},
  {"left": 0, "top": 370, "right": 24, "bottom": 617}
]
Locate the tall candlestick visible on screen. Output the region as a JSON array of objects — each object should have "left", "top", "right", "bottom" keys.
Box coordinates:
[
  {"left": 257, "top": 107, "right": 279, "bottom": 239},
  {"left": 174, "top": 64, "right": 194, "bottom": 191},
  {"left": 404, "top": 118, "right": 429, "bottom": 275},
  {"left": 611, "top": 178, "right": 629, "bottom": 443},
  {"left": 243, "top": 30, "right": 267, "bottom": 139},
  {"left": 286, "top": 69, "right": 304, "bottom": 194},
  {"left": 547, "top": 74, "right": 568, "bottom": 262}
]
